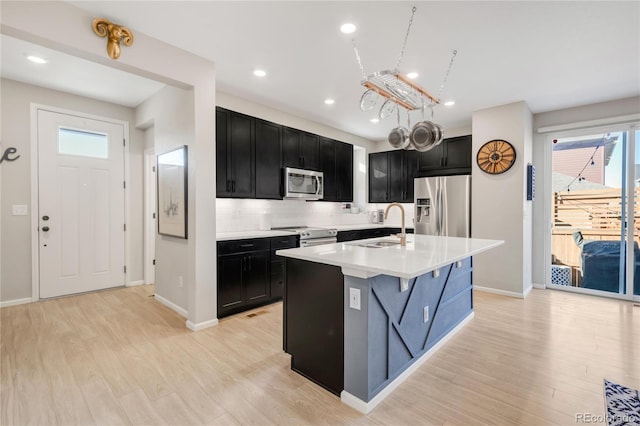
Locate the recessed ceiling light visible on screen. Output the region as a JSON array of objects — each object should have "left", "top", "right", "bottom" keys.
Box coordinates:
[
  {"left": 324, "top": 99, "right": 335, "bottom": 105},
  {"left": 340, "top": 23, "right": 357, "bottom": 34},
  {"left": 26, "top": 55, "right": 47, "bottom": 64},
  {"left": 370, "top": 118, "right": 379, "bottom": 123},
  {"left": 407, "top": 72, "right": 419, "bottom": 79},
  {"left": 444, "top": 100, "right": 455, "bottom": 107},
  {"left": 253, "top": 69, "right": 266, "bottom": 77}
]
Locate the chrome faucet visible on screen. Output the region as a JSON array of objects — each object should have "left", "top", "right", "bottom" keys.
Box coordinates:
[{"left": 384, "top": 203, "right": 407, "bottom": 246}]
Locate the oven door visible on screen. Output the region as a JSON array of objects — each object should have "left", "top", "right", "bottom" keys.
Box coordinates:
[
  {"left": 299, "top": 237, "right": 337, "bottom": 247},
  {"left": 284, "top": 168, "right": 323, "bottom": 200}
]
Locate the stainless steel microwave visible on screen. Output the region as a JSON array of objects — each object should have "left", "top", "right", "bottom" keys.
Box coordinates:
[{"left": 283, "top": 167, "right": 323, "bottom": 200}]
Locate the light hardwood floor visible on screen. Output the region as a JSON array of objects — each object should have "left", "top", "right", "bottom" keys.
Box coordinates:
[{"left": 1, "top": 286, "right": 638, "bottom": 425}]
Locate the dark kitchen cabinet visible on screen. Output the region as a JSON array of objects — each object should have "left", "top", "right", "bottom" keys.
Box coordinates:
[
  {"left": 216, "top": 108, "right": 255, "bottom": 198},
  {"left": 320, "top": 138, "right": 353, "bottom": 202},
  {"left": 369, "top": 152, "right": 389, "bottom": 203},
  {"left": 389, "top": 150, "right": 418, "bottom": 202},
  {"left": 368, "top": 150, "right": 417, "bottom": 203},
  {"left": 283, "top": 128, "right": 319, "bottom": 170},
  {"left": 417, "top": 135, "right": 472, "bottom": 177},
  {"left": 336, "top": 227, "right": 411, "bottom": 242},
  {"left": 255, "top": 119, "right": 282, "bottom": 199},
  {"left": 217, "top": 236, "right": 297, "bottom": 318},
  {"left": 217, "top": 238, "right": 270, "bottom": 317},
  {"left": 270, "top": 235, "right": 298, "bottom": 300}
]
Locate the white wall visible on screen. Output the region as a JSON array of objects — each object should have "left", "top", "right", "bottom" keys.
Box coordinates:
[
  {"left": 472, "top": 101, "right": 533, "bottom": 297},
  {"left": 0, "top": 78, "right": 145, "bottom": 302},
  {"left": 2, "top": 1, "right": 217, "bottom": 329},
  {"left": 531, "top": 96, "right": 640, "bottom": 286},
  {"left": 136, "top": 85, "right": 194, "bottom": 311}
]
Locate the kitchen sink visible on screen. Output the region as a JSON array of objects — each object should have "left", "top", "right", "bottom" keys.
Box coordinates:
[{"left": 350, "top": 239, "right": 403, "bottom": 248}]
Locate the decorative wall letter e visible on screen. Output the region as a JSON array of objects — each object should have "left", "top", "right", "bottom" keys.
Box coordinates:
[
  {"left": 92, "top": 18, "right": 134, "bottom": 60},
  {"left": 0, "top": 147, "right": 20, "bottom": 164}
]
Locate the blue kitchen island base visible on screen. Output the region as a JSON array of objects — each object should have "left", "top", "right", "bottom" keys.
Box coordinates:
[
  {"left": 278, "top": 234, "right": 503, "bottom": 414},
  {"left": 342, "top": 258, "right": 473, "bottom": 413}
]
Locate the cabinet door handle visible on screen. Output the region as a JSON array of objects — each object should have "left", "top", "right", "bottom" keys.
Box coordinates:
[
  {"left": 226, "top": 180, "right": 231, "bottom": 192},
  {"left": 240, "top": 243, "right": 254, "bottom": 248},
  {"left": 232, "top": 180, "right": 236, "bottom": 192},
  {"left": 242, "top": 257, "right": 246, "bottom": 271},
  {"left": 247, "top": 256, "right": 252, "bottom": 271}
]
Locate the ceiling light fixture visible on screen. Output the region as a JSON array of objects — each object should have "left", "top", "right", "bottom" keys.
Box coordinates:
[
  {"left": 324, "top": 99, "right": 335, "bottom": 105},
  {"left": 26, "top": 55, "right": 47, "bottom": 64},
  {"left": 340, "top": 23, "right": 357, "bottom": 34},
  {"left": 253, "top": 69, "right": 266, "bottom": 77},
  {"left": 370, "top": 118, "right": 379, "bottom": 123},
  {"left": 444, "top": 100, "right": 455, "bottom": 106},
  {"left": 406, "top": 72, "right": 419, "bottom": 79}
]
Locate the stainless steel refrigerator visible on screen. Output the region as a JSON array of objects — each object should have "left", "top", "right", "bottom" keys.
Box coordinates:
[{"left": 414, "top": 175, "right": 471, "bottom": 237}]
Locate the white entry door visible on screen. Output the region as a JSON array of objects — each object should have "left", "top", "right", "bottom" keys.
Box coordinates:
[{"left": 37, "top": 109, "right": 125, "bottom": 298}]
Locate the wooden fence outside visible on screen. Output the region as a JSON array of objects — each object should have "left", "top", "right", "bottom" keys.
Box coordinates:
[{"left": 552, "top": 188, "right": 640, "bottom": 269}]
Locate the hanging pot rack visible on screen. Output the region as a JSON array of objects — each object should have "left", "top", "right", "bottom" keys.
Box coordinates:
[
  {"left": 351, "top": 6, "right": 457, "bottom": 124},
  {"left": 361, "top": 69, "right": 440, "bottom": 111}
]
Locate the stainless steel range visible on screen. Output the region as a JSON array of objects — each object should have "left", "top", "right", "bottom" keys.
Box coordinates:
[{"left": 273, "top": 226, "right": 337, "bottom": 247}]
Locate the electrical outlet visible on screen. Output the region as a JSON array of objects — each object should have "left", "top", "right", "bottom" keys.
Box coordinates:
[
  {"left": 349, "top": 288, "right": 361, "bottom": 310},
  {"left": 423, "top": 305, "right": 429, "bottom": 323},
  {"left": 178, "top": 276, "right": 184, "bottom": 288}
]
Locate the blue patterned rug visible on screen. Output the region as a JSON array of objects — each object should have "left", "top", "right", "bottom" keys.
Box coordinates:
[{"left": 604, "top": 379, "right": 640, "bottom": 425}]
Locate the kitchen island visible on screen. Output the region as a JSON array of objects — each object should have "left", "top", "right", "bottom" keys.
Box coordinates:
[{"left": 276, "top": 234, "right": 503, "bottom": 413}]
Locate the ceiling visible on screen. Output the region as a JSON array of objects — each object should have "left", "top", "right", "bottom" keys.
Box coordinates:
[{"left": 4, "top": 1, "right": 639, "bottom": 142}]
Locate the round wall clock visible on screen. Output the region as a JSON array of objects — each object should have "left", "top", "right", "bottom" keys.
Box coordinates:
[{"left": 476, "top": 139, "right": 516, "bottom": 174}]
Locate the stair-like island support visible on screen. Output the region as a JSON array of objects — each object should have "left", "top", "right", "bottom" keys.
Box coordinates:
[{"left": 277, "top": 234, "right": 503, "bottom": 413}]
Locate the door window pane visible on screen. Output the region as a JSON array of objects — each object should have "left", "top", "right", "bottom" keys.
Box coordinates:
[
  {"left": 551, "top": 132, "right": 624, "bottom": 293},
  {"left": 58, "top": 128, "right": 108, "bottom": 159}
]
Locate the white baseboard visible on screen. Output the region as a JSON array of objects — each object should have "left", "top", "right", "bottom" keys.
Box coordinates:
[
  {"left": 0, "top": 297, "right": 33, "bottom": 308},
  {"left": 533, "top": 282, "right": 546, "bottom": 289},
  {"left": 126, "top": 280, "right": 145, "bottom": 287},
  {"left": 341, "top": 311, "right": 475, "bottom": 414},
  {"left": 523, "top": 284, "right": 533, "bottom": 298},
  {"left": 153, "top": 293, "right": 187, "bottom": 318},
  {"left": 474, "top": 285, "right": 526, "bottom": 299},
  {"left": 186, "top": 318, "right": 219, "bottom": 331}
]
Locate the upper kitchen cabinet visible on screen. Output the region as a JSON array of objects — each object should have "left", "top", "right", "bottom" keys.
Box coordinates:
[
  {"left": 320, "top": 138, "right": 353, "bottom": 202},
  {"left": 417, "top": 135, "right": 472, "bottom": 177},
  {"left": 283, "top": 127, "right": 320, "bottom": 171},
  {"left": 369, "top": 150, "right": 417, "bottom": 203},
  {"left": 389, "top": 149, "right": 418, "bottom": 202},
  {"left": 369, "top": 151, "right": 389, "bottom": 203},
  {"left": 255, "top": 119, "right": 282, "bottom": 199},
  {"left": 216, "top": 108, "right": 255, "bottom": 198}
]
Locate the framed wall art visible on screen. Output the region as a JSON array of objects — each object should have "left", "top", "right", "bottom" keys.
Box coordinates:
[{"left": 157, "top": 145, "right": 188, "bottom": 238}]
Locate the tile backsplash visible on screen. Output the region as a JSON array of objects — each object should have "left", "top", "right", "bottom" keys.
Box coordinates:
[{"left": 216, "top": 199, "right": 414, "bottom": 232}]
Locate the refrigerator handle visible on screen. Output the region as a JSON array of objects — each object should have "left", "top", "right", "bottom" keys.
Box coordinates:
[{"left": 441, "top": 178, "right": 447, "bottom": 236}]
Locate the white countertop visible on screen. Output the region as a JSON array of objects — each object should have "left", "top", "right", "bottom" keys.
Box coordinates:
[
  {"left": 216, "top": 230, "right": 294, "bottom": 241},
  {"left": 331, "top": 224, "right": 414, "bottom": 231},
  {"left": 216, "top": 224, "right": 413, "bottom": 241},
  {"left": 276, "top": 234, "right": 504, "bottom": 279}
]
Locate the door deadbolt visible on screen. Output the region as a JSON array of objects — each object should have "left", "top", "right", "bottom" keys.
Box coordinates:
[{"left": 42, "top": 215, "right": 50, "bottom": 221}]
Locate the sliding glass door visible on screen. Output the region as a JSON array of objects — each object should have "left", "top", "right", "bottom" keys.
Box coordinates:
[{"left": 549, "top": 125, "right": 639, "bottom": 300}]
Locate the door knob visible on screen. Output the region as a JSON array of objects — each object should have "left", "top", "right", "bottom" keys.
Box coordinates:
[
  {"left": 42, "top": 226, "right": 50, "bottom": 232},
  {"left": 42, "top": 215, "right": 50, "bottom": 221}
]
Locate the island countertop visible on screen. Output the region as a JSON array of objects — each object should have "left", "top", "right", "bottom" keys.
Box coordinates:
[{"left": 276, "top": 234, "right": 504, "bottom": 279}]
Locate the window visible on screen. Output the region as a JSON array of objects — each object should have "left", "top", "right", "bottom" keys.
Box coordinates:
[{"left": 58, "top": 127, "right": 108, "bottom": 158}]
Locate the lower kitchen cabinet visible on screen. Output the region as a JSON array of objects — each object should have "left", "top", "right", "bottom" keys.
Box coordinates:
[
  {"left": 217, "top": 235, "right": 297, "bottom": 318},
  {"left": 336, "top": 227, "right": 412, "bottom": 242}
]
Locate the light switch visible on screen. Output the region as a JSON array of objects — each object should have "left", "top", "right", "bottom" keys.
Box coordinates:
[
  {"left": 349, "top": 287, "right": 361, "bottom": 310},
  {"left": 12, "top": 205, "right": 28, "bottom": 216}
]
